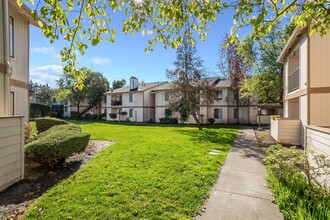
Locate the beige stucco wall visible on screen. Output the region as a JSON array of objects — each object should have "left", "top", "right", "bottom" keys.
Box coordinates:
[
  {"left": 9, "top": 8, "right": 29, "bottom": 83},
  {"left": 207, "top": 107, "right": 228, "bottom": 124},
  {"left": 10, "top": 86, "right": 29, "bottom": 121},
  {"left": 122, "top": 92, "right": 143, "bottom": 107},
  {"left": 122, "top": 107, "right": 143, "bottom": 122},
  {"left": 155, "top": 90, "right": 169, "bottom": 107}
]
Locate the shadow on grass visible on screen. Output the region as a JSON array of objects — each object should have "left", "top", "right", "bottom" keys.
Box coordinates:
[
  {"left": 0, "top": 160, "right": 82, "bottom": 208},
  {"left": 177, "top": 128, "right": 238, "bottom": 146}
]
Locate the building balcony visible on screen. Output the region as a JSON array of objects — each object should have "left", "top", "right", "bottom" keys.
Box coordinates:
[
  {"left": 288, "top": 67, "right": 299, "bottom": 93},
  {"left": 111, "top": 100, "right": 122, "bottom": 106}
]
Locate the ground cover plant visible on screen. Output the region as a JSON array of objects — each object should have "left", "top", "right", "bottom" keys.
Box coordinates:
[
  {"left": 265, "top": 145, "right": 330, "bottom": 220},
  {"left": 24, "top": 121, "right": 237, "bottom": 219}
]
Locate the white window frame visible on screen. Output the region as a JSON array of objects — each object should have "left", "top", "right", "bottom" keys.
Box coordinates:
[
  {"left": 214, "top": 108, "right": 223, "bottom": 119},
  {"left": 129, "top": 93, "right": 134, "bottom": 102},
  {"left": 165, "top": 92, "right": 170, "bottom": 101},
  {"left": 129, "top": 108, "right": 134, "bottom": 117},
  {"left": 216, "top": 90, "right": 223, "bottom": 100}
]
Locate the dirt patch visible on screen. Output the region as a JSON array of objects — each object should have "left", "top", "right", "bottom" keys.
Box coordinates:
[
  {"left": 0, "top": 140, "right": 112, "bottom": 220},
  {"left": 254, "top": 129, "right": 277, "bottom": 148}
]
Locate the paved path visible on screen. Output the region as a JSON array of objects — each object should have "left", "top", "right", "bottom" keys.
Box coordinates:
[{"left": 197, "top": 127, "right": 283, "bottom": 220}]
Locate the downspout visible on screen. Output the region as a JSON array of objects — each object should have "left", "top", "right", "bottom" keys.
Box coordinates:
[{"left": 3, "top": 0, "right": 12, "bottom": 115}]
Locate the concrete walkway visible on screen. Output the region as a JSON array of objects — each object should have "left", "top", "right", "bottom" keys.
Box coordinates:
[{"left": 197, "top": 128, "right": 283, "bottom": 220}]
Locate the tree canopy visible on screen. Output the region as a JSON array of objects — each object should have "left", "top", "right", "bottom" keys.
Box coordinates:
[
  {"left": 18, "top": 0, "right": 330, "bottom": 87},
  {"left": 166, "top": 37, "right": 216, "bottom": 130},
  {"left": 239, "top": 23, "right": 295, "bottom": 104},
  {"left": 112, "top": 79, "right": 127, "bottom": 90}
]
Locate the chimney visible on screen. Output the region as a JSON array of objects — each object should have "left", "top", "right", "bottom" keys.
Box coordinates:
[{"left": 130, "top": 76, "right": 138, "bottom": 91}]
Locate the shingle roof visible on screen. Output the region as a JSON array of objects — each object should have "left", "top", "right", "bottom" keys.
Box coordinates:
[{"left": 105, "top": 81, "right": 168, "bottom": 94}]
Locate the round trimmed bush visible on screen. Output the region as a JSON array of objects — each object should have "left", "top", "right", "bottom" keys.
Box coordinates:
[
  {"left": 36, "top": 117, "right": 69, "bottom": 133},
  {"left": 25, "top": 124, "right": 90, "bottom": 167}
]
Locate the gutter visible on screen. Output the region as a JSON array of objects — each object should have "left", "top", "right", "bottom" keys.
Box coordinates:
[{"left": 3, "top": 0, "right": 12, "bottom": 115}]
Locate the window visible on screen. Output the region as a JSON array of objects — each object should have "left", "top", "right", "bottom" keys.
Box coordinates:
[
  {"left": 9, "top": 16, "right": 14, "bottom": 58},
  {"left": 129, "top": 109, "right": 134, "bottom": 117},
  {"left": 104, "top": 109, "right": 107, "bottom": 114},
  {"left": 129, "top": 93, "right": 134, "bottom": 102},
  {"left": 214, "top": 108, "right": 222, "bottom": 119},
  {"left": 216, "top": 90, "right": 223, "bottom": 100},
  {"left": 234, "top": 108, "right": 243, "bottom": 119},
  {"left": 234, "top": 108, "right": 238, "bottom": 119},
  {"left": 103, "top": 95, "right": 107, "bottom": 103},
  {"left": 165, "top": 92, "right": 170, "bottom": 101}
]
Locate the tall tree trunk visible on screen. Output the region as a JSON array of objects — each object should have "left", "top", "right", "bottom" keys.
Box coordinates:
[
  {"left": 192, "top": 114, "right": 202, "bottom": 130},
  {"left": 236, "top": 89, "right": 240, "bottom": 124},
  {"left": 77, "top": 101, "right": 80, "bottom": 118}
]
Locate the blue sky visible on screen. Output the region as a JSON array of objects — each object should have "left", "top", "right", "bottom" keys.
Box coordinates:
[{"left": 29, "top": 8, "right": 239, "bottom": 88}]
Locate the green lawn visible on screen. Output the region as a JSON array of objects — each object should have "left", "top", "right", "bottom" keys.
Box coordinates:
[{"left": 24, "top": 121, "right": 238, "bottom": 219}]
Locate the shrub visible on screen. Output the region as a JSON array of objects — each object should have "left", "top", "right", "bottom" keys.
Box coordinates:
[
  {"left": 159, "top": 117, "right": 171, "bottom": 124},
  {"left": 85, "top": 113, "right": 92, "bottom": 119},
  {"left": 109, "top": 113, "right": 117, "bottom": 119},
  {"left": 170, "top": 118, "right": 178, "bottom": 124},
  {"left": 24, "top": 122, "right": 37, "bottom": 144},
  {"left": 71, "top": 111, "right": 80, "bottom": 119},
  {"left": 47, "top": 111, "right": 58, "bottom": 117},
  {"left": 38, "top": 124, "right": 82, "bottom": 139},
  {"left": 25, "top": 124, "right": 90, "bottom": 167},
  {"left": 164, "top": 109, "right": 172, "bottom": 117},
  {"left": 91, "top": 114, "right": 98, "bottom": 120},
  {"left": 30, "top": 103, "right": 51, "bottom": 117},
  {"left": 265, "top": 145, "right": 330, "bottom": 220},
  {"left": 120, "top": 111, "right": 127, "bottom": 115},
  {"left": 36, "top": 117, "right": 69, "bottom": 133},
  {"left": 208, "top": 118, "right": 215, "bottom": 125}
]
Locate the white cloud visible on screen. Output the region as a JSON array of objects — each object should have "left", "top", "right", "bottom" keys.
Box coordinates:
[
  {"left": 30, "top": 65, "right": 63, "bottom": 87},
  {"left": 89, "top": 57, "right": 111, "bottom": 66},
  {"left": 30, "top": 47, "right": 61, "bottom": 60}
]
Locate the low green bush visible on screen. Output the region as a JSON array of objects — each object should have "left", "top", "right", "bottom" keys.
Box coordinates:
[
  {"left": 208, "top": 118, "right": 215, "bottom": 125},
  {"left": 159, "top": 117, "right": 178, "bottom": 124},
  {"left": 25, "top": 124, "right": 90, "bottom": 167},
  {"left": 265, "top": 145, "right": 330, "bottom": 220},
  {"left": 70, "top": 111, "right": 80, "bottom": 119},
  {"left": 170, "top": 118, "right": 178, "bottom": 124},
  {"left": 38, "top": 124, "right": 82, "bottom": 139},
  {"left": 36, "top": 117, "right": 69, "bottom": 133},
  {"left": 109, "top": 113, "right": 117, "bottom": 119},
  {"left": 159, "top": 117, "right": 171, "bottom": 124}
]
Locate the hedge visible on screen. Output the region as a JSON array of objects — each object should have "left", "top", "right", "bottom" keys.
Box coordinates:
[
  {"left": 36, "top": 117, "right": 69, "bottom": 133},
  {"left": 25, "top": 124, "right": 90, "bottom": 167},
  {"left": 38, "top": 124, "right": 82, "bottom": 139},
  {"left": 159, "top": 117, "right": 178, "bottom": 124}
]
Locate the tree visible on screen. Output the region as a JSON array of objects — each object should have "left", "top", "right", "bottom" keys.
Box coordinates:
[
  {"left": 219, "top": 36, "right": 248, "bottom": 124},
  {"left": 166, "top": 38, "right": 216, "bottom": 130},
  {"left": 84, "top": 69, "right": 110, "bottom": 114},
  {"left": 33, "top": 84, "right": 54, "bottom": 103},
  {"left": 112, "top": 79, "right": 127, "bottom": 90},
  {"left": 239, "top": 23, "right": 295, "bottom": 104},
  {"left": 16, "top": 0, "right": 330, "bottom": 87}
]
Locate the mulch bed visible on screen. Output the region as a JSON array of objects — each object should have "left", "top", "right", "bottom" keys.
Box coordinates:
[
  {"left": 254, "top": 129, "right": 277, "bottom": 148},
  {"left": 0, "top": 140, "right": 112, "bottom": 220}
]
